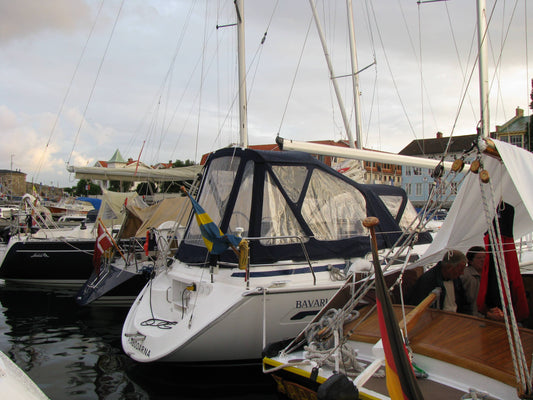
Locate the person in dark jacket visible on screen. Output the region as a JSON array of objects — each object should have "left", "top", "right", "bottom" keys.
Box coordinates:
[{"left": 407, "top": 249, "right": 468, "bottom": 313}]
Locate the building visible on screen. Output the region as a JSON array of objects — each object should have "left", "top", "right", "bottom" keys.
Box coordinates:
[
  {"left": 399, "top": 133, "right": 477, "bottom": 208},
  {"left": 0, "top": 169, "right": 27, "bottom": 198},
  {"left": 95, "top": 148, "right": 126, "bottom": 169},
  {"left": 492, "top": 107, "right": 531, "bottom": 150},
  {"left": 399, "top": 108, "right": 532, "bottom": 208},
  {"left": 93, "top": 149, "right": 153, "bottom": 191}
]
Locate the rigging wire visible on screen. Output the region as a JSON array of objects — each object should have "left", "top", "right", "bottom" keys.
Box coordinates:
[
  {"left": 195, "top": 3, "right": 210, "bottom": 162},
  {"left": 68, "top": 0, "right": 126, "bottom": 166},
  {"left": 134, "top": 1, "right": 199, "bottom": 164},
  {"left": 209, "top": 2, "right": 278, "bottom": 150},
  {"left": 362, "top": 0, "right": 379, "bottom": 150},
  {"left": 417, "top": 2, "right": 425, "bottom": 155},
  {"left": 486, "top": 0, "right": 521, "bottom": 125},
  {"left": 246, "top": 0, "right": 280, "bottom": 104},
  {"left": 366, "top": 1, "right": 419, "bottom": 144},
  {"left": 50, "top": 0, "right": 105, "bottom": 172},
  {"left": 444, "top": 2, "right": 479, "bottom": 124},
  {"left": 276, "top": 15, "right": 313, "bottom": 136}
]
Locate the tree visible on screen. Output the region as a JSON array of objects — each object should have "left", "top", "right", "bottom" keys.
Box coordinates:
[
  {"left": 160, "top": 159, "right": 197, "bottom": 193},
  {"left": 108, "top": 180, "right": 133, "bottom": 192},
  {"left": 74, "top": 179, "right": 102, "bottom": 196},
  {"left": 135, "top": 182, "right": 157, "bottom": 196},
  {"left": 173, "top": 159, "right": 195, "bottom": 168}
]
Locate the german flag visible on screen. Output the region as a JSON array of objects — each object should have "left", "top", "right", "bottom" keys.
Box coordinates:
[
  {"left": 184, "top": 190, "right": 241, "bottom": 255},
  {"left": 373, "top": 255, "right": 423, "bottom": 399}
]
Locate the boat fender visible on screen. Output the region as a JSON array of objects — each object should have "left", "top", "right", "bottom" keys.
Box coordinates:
[
  {"left": 261, "top": 338, "right": 295, "bottom": 358},
  {"left": 144, "top": 229, "right": 156, "bottom": 256},
  {"left": 317, "top": 373, "right": 358, "bottom": 400}
]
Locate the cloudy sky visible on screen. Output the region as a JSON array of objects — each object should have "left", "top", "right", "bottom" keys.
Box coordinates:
[{"left": 0, "top": 0, "right": 531, "bottom": 188}]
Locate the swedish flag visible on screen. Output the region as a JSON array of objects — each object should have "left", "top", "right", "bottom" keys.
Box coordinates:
[{"left": 185, "top": 191, "right": 241, "bottom": 255}]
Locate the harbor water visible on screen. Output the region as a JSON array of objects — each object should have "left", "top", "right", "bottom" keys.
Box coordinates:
[{"left": 0, "top": 281, "right": 279, "bottom": 399}]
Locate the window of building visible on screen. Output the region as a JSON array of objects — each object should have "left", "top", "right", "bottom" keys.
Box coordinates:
[
  {"left": 405, "top": 183, "right": 412, "bottom": 195},
  {"left": 415, "top": 183, "right": 422, "bottom": 196},
  {"left": 509, "top": 135, "right": 523, "bottom": 148}
]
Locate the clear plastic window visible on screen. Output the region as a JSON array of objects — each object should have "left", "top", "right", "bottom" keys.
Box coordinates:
[
  {"left": 271, "top": 165, "right": 308, "bottom": 203},
  {"left": 260, "top": 171, "right": 305, "bottom": 245},
  {"left": 301, "top": 169, "right": 367, "bottom": 240},
  {"left": 380, "top": 194, "right": 421, "bottom": 232},
  {"left": 185, "top": 156, "right": 240, "bottom": 246}
]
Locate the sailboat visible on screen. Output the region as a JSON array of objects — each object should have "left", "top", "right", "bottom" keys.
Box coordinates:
[
  {"left": 75, "top": 195, "right": 192, "bottom": 306},
  {"left": 262, "top": 1, "right": 533, "bottom": 399},
  {"left": 0, "top": 190, "right": 138, "bottom": 288},
  {"left": 120, "top": 0, "right": 434, "bottom": 364},
  {"left": 264, "top": 139, "right": 533, "bottom": 400}
]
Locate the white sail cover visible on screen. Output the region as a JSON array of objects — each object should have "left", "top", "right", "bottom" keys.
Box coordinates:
[
  {"left": 67, "top": 165, "right": 202, "bottom": 182},
  {"left": 414, "top": 139, "right": 533, "bottom": 266}
]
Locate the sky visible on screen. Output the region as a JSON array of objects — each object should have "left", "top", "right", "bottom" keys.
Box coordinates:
[{"left": 0, "top": 0, "right": 531, "bottom": 189}]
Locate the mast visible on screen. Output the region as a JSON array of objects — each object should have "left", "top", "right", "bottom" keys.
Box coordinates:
[
  {"left": 476, "top": 0, "right": 489, "bottom": 138},
  {"left": 309, "top": 0, "right": 356, "bottom": 148},
  {"left": 235, "top": 0, "right": 248, "bottom": 148},
  {"left": 346, "top": 0, "right": 363, "bottom": 149}
]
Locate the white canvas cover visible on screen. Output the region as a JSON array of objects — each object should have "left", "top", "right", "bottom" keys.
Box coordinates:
[
  {"left": 414, "top": 139, "right": 533, "bottom": 267},
  {"left": 96, "top": 190, "right": 142, "bottom": 228},
  {"left": 67, "top": 164, "right": 202, "bottom": 182},
  {"left": 132, "top": 196, "right": 191, "bottom": 238}
]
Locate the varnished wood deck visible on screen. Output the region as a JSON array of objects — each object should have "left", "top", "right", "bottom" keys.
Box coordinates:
[{"left": 345, "top": 305, "right": 533, "bottom": 388}]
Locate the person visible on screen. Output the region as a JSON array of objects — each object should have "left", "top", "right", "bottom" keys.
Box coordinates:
[
  {"left": 460, "top": 246, "right": 486, "bottom": 317},
  {"left": 477, "top": 202, "right": 529, "bottom": 322},
  {"left": 407, "top": 249, "right": 467, "bottom": 313}
]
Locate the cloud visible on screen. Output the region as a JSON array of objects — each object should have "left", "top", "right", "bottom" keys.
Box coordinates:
[
  {"left": 0, "top": 0, "right": 92, "bottom": 43},
  {"left": 0, "top": 0, "right": 531, "bottom": 190}
]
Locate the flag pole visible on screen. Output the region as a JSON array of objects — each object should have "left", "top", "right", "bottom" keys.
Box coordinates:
[{"left": 363, "top": 216, "right": 423, "bottom": 400}]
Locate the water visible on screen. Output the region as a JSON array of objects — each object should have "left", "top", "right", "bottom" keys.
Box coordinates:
[{"left": 0, "top": 282, "right": 279, "bottom": 399}]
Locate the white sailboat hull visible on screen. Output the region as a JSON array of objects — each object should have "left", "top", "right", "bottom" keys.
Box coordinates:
[{"left": 122, "top": 261, "right": 346, "bottom": 363}]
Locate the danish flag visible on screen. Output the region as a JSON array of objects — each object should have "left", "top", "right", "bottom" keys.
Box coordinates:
[{"left": 93, "top": 222, "right": 113, "bottom": 273}]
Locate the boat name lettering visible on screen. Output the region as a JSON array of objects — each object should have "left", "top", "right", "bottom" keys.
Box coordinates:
[
  {"left": 128, "top": 338, "right": 151, "bottom": 358},
  {"left": 295, "top": 298, "right": 328, "bottom": 309},
  {"left": 30, "top": 253, "right": 49, "bottom": 258}
]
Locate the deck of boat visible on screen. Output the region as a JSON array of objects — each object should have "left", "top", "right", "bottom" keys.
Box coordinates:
[{"left": 346, "top": 304, "right": 533, "bottom": 388}]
